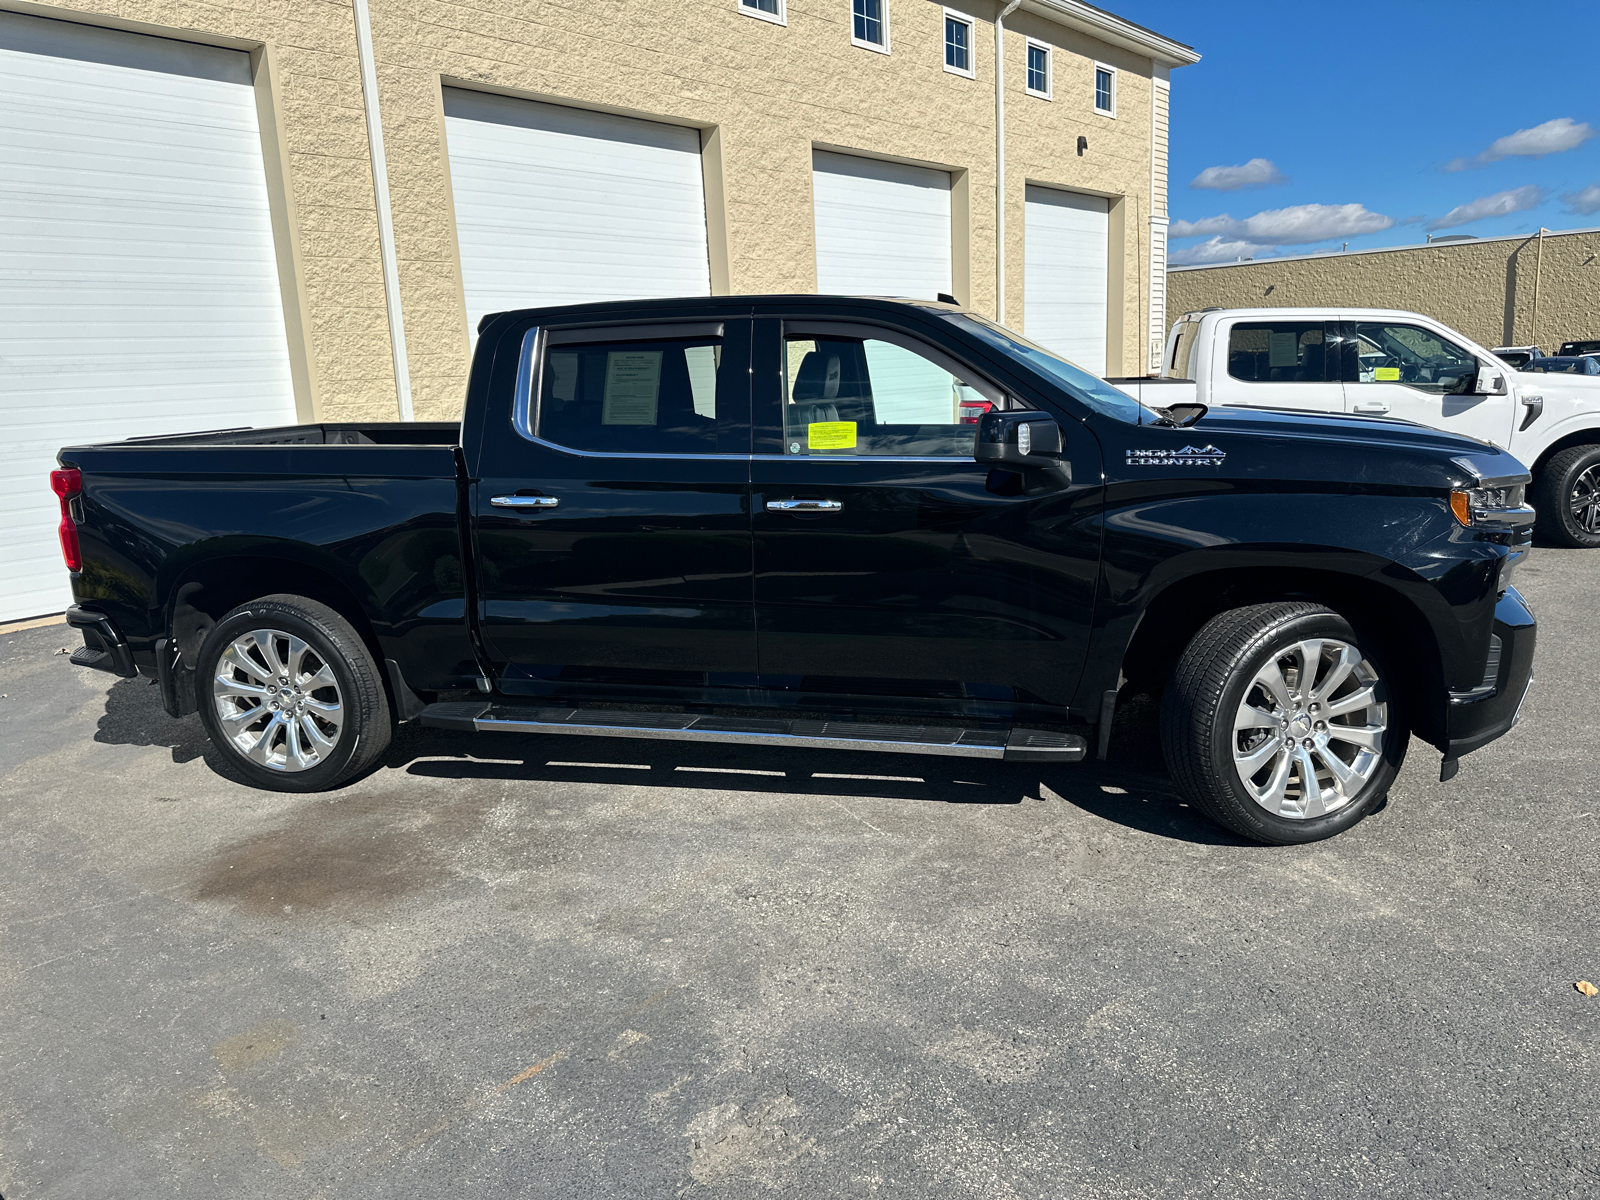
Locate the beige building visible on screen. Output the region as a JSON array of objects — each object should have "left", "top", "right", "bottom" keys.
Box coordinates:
[
  {"left": 2, "top": 0, "right": 1196, "bottom": 620},
  {"left": 1167, "top": 227, "right": 1600, "bottom": 355},
  {"left": 4, "top": 0, "right": 1196, "bottom": 424}
]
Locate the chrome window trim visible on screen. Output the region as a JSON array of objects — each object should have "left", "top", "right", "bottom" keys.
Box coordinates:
[{"left": 511, "top": 325, "right": 541, "bottom": 440}]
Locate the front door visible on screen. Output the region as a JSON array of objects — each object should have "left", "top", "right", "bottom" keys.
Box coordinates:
[
  {"left": 473, "top": 318, "right": 755, "bottom": 691},
  {"left": 749, "top": 317, "right": 1103, "bottom": 710},
  {"left": 1213, "top": 317, "right": 1347, "bottom": 413},
  {"left": 1344, "top": 318, "right": 1515, "bottom": 446}
]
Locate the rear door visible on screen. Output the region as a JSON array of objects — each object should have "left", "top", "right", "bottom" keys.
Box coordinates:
[
  {"left": 749, "top": 317, "right": 1103, "bottom": 710},
  {"left": 1210, "top": 317, "right": 1346, "bottom": 413},
  {"left": 473, "top": 318, "right": 756, "bottom": 690}
]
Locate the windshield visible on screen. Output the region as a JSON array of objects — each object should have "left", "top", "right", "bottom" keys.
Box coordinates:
[
  {"left": 942, "top": 313, "right": 1152, "bottom": 422},
  {"left": 1559, "top": 341, "right": 1600, "bottom": 356}
]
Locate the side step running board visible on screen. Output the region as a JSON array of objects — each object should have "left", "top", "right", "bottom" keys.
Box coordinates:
[{"left": 420, "top": 702, "right": 1087, "bottom": 764}]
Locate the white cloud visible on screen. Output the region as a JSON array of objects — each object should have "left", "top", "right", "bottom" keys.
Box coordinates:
[
  {"left": 1170, "top": 238, "right": 1268, "bottom": 265},
  {"left": 1189, "top": 158, "right": 1288, "bottom": 191},
  {"left": 1446, "top": 118, "right": 1596, "bottom": 171},
  {"left": 1425, "top": 185, "right": 1546, "bottom": 231},
  {"left": 1563, "top": 184, "right": 1600, "bottom": 216},
  {"left": 1170, "top": 203, "right": 1395, "bottom": 246}
]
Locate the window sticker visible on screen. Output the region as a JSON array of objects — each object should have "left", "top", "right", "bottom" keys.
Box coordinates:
[
  {"left": 601, "top": 351, "right": 662, "bottom": 425},
  {"left": 808, "top": 420, "right": 857, "bottom": 450},
  {"left": 1268, "top": 332, "right": 1299, "bottom": 368},
  {"left": 1374, "top": 367, "right": 1401, "bottom": 382}
]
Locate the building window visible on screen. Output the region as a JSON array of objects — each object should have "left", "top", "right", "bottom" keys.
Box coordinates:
[
  {"left": 740, "top": 0, "right": 786, "bottom": 25},
  {"left": 944, "top": 10, "right": 974, "bottom": 77},
  {"left": 1094, "top": 63, "right": 1116, "bottom": 115},
  {"left": 1025, "top": 40, "right": 1051, "bottom": 98},
  {"left": 852, "top": 0, "right": 888, "bottom": 51}
]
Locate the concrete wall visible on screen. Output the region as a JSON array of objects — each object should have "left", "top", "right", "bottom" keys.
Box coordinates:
[
  {"left": 1168, "top": 229, "right": 1600, "bottom": 354},
  {"left": 14, "top": 0, "right": 1178, "bottom": 421}
]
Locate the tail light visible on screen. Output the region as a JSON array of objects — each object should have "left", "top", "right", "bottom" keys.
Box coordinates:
[
  {"left": 50, "top": 468, "right": 82, "bottom": 572},
  {"left": 958, "top": 399, "right": 994, "bottom": 425}
]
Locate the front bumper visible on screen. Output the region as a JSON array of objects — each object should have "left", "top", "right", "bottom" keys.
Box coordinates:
[{"left": 1443, "top": 586, "right": 1536, "bottom": 761}]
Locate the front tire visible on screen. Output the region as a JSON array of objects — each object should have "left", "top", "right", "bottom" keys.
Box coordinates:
[
  {"left": 1160, "top": 603, "right": 1406, "bottom": 845},
  {"left": 196, "top": 594, "right": 392, "bottom": 792},
  {"left": 1532, "top": 444, "right": 1600, "bottom": 548}
]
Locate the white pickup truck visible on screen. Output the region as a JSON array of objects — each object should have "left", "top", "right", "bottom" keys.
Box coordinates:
[{"left": 1115, "top": 307, "right": 1600, "bottom": 547}]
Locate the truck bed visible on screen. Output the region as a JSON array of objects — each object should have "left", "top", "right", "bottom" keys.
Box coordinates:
[{"left": 111, "top": 421, "right": 461, "bottom": 447}]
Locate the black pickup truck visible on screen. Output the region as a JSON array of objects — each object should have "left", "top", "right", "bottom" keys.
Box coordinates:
[{"left": 54, "top": 296, "right": 1536, "bottom": 844}]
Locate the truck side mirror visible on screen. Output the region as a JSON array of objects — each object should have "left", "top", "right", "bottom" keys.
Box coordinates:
[
  {"left": 1437, "top": 366, "right": 1477, "bottom": 396},
  {"left": 1471, "top": 364, "right": 1509, "bottom": 395},
  {"left": 975, "top": 411, "right": 1062, "bottom": 469}
]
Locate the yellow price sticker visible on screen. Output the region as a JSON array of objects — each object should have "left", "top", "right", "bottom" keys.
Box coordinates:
[
  {"left": 807, "top": 420, "right": 857, "bottom": 450},
  {"left": 1374, "top": 367, "right": 1401, "bottom": 381}
]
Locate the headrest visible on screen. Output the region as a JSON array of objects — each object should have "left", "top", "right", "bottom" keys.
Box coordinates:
[{"left": 792, "top": 351, "right": 841, "bottom": 401}]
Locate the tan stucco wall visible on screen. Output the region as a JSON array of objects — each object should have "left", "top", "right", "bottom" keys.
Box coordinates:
[
  {"left": 1168, "top": 230, "right": 1600, "bottom": 354},
  {"left": 18, "top": 0, "right": 1173, "bottom": 421}
]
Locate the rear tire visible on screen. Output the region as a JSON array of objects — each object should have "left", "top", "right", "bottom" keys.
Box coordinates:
[
  {"left": 1532, "top": 444, "right": 1600, "bottom": 548},
  {"left": 1160, "top": 603, "right": 1406, "bottom": 845},
  {"left": 196, "top": 594, "right": 391, "bottom": 792}
]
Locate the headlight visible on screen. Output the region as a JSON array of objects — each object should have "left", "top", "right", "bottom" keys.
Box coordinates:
[
  {"left": 1449, "top": 482, "right": 1535, "bottom": 528},
  {"left": 1448, "top": 459, "right": 1535, "bottom": 529}
]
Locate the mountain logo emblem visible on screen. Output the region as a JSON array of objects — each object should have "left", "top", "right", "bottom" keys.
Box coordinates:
[{"left": 1126, "top": 444, "right": 1226, "bottom": 467}]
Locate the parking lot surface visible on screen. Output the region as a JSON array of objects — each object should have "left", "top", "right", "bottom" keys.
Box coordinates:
[{"left": 1, "top": 552, "right": 1596, "bottom": 1199}]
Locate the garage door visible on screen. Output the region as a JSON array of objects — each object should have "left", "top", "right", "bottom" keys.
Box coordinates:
[
  {"left": 443, "top": 89, "right": 712, "bottom": 336},
  {"left": 813, "top": 150, "right": 952, "bottom": 300},
  {"left": 1023, "top": 185, "right": 1109, "bottom": 375},
  {"left": 0, "top": 12, "right": 297, "bottom": 622}
]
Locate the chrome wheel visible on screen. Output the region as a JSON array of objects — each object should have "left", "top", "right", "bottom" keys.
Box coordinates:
[
  {"left": 1570, "top": 465, "right": 1600, "bottom": 534},
  {"left": 211, "top": 628, "right": 344, "bottom": 772},
  {"left": 1232, "top": 638, "right": 1387, "bottom": 820}
]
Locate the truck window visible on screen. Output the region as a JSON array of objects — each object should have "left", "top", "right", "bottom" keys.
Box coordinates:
[
  {"left": 1350, "top": 322, "right": 1475, "bottom": 393},
  {"left": 1226, "top": 322, "right": 1333, "bottom": 383},
  {"left": 1169, "top": 319, "right": 1200, "bottom": 379},
  {"left": 535, "top": 336, "right": 724, "bottom": 454},
  {"left": 782, "top": 333, "right": 995, "bottom": 457}
]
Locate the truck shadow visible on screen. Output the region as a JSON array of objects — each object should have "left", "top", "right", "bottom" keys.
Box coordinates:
[
  {"left": 88, "top": 677, "right": 1246, "bottom": 846},
  {"left": 380, "top": 693, "right": 1249, "bottom": 847},
  {"left": 94, "top": 676, "right": 209, "bottom": 764}
]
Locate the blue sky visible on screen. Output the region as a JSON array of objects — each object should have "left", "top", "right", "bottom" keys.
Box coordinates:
[{"left": 1107, "top": 0, "right": 1600, "bottom": 263}]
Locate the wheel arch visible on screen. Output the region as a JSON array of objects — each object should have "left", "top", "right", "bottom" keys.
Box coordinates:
[
  {"left": 161, "top": 550, "right": 411, "bottom": 721},
  {"left": 1117, "top": 565, "right": 1447, "bottom": 749},
  {"left": 1528, "top": 425, "right": 1600, "bottom": 476}
]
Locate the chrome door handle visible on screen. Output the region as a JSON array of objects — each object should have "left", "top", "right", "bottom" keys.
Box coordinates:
[
  {"left": 1351, "top": 403, "right": 1389, "bottom": 414},
  {"left": 491, "top": 495, "right": 559, "bottom": 509},
  {"left": 766, "top": 499, "right": 843, "bottom": 513}
]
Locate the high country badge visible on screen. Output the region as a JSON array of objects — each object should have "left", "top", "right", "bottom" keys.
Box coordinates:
[{"left": 1126, "top": 444, "right": 1226, "bottom": 467}]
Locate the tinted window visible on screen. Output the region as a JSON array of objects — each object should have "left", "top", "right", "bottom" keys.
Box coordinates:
[
  {"left": 1351, "top": 322, "right": 1475, "bottom": 392},
  {"left": 1169, "top": 319, "right": 1200, "bottom": 379},
  {"left": 1559, "top": 341, "right": 1600, "bottom": 356},
  {"left": 782, "top": 333, "right": 995, "bottom": 457},
  {"left": 537, "top": 337, "right": 725, "bottom": 454},
  {"left": 944, "top": 312, "right": 1149, "bottom": 422},
  {"left": 1226, "top": 321, "right": 1332, "bottom": 383}
]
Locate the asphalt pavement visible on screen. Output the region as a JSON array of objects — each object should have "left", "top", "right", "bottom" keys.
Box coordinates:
[{"left": 1, "top": 550, "right": 1596, "bottom": 1198}]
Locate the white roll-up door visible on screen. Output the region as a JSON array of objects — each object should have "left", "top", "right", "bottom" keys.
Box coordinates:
[
  {"left": 0, "top": 12, "right": 297, "bottom": 622},
  {"left": 1023, "top": 185, "right": 1110, "bottom": 375},
  {"left": 813, "top": 150, "right": 952, "bottom": 300},
  {"left": 442, "top": 89, "right": 712, "bottom": 336}
]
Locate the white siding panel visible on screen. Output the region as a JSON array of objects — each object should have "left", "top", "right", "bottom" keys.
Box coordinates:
[
  {"left": 0, "top": 12, "right": 295, "bottom": 621},
  {"left": 1023, "top": 185, "right": 1109, "bottom": 376},
  {"left": 812, "top": 150, "right": 952, "bottom": 299},
  {"left": 443, "top": 89, "right": 711, "bottom": 335}
]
